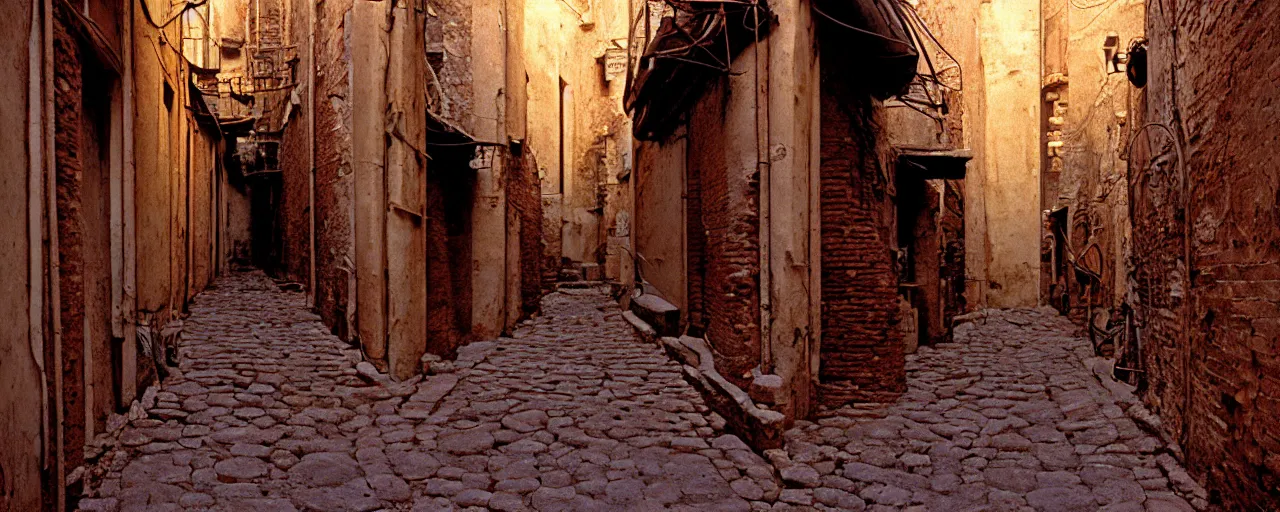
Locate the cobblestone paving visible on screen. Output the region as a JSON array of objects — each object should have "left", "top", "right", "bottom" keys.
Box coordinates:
[
  {"left": 79, "top": 272, "right": 1206, "bottom": 512},
  {"left": 770, "top": 308, "right": 1203, "bottom": 512},
  {"left": 79, "top": 272, "right": 776, "bottom": 512}
]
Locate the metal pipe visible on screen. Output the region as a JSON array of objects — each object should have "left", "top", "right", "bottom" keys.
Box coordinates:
[
  {"left": 27, "top": 0, "right": 49, "bottom": 477},
  {"left": 307, "top": 0, "right": 316, "bottom": 307},
  {"left": 753, "top": 2, "right": 771, "bottom": 372},
  {"left": 41, "top": 0, "right": 66, "bottom": 504}
]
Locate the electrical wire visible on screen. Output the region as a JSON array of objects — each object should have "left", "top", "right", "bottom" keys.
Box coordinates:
[
  {"left": 1070, "top": 0, "right": 1115, "bottom": 10},
  {"left": 140, "top": 0, "right": 206, "bottom": 30},
  {"left": 811, "top": 3, "right": 915, "bottom": 51}
]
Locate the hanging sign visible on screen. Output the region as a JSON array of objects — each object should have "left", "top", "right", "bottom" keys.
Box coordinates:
[{"left": 603, "top": 47, "right": 627, "bottom": 82}]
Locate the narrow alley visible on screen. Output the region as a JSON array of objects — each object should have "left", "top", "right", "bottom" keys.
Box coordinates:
[
  {"left": 7, "top": 0, "right": 1280, "bottom": 510},
  {"left": 76, "top": 271, "right": 1202, "bottom": 512},
  {"left": 76, "top": 272, "right": 778, "bottom": 511}
]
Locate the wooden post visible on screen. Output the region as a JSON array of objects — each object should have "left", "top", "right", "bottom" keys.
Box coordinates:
[
  {"left": 765, "top": 0, "right": 819, "bottom": 420},
  {"left": 385, "top": 0, "right": 428, "bottom": 380},
  {"left": 352, "top": 0, "right": 389, "bottom": 367},
  {"left": 470, "top": 0, "right": 509, "bottom": 338}
]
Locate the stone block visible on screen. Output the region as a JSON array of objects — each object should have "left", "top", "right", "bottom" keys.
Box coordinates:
[{"left": 629, "top": 293, "right": 680, "bottom": 337}]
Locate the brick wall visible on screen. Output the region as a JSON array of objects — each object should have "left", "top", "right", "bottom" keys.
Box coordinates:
[
  {"left": 1136, "top": 1, "right": 1280, "bottom": 508},
  {"left": 685, "top": 129, "right": 707, "bottom": 336},
  {"left": 541, "top": 194, "right": 563, "bottom": 287},
  {"left": 276, "top": 0, "right": 313, "bottom": 287},
  {"left": 53, "top": 10, "right": 88, "bottom": 477},
  {"left": 687, "top": 78, "right": 761, "bottom": 387},
  {"left": 508, "top": 150, "right": 544, "bottom": 317},
  {"left": 817, "top": 76, "right": 904, "bottom": 405},
  {"left": 425, "top": 155, "right": 472, "bottom": 358},
  {"left": 683, "top": 81, "right": 716, "bottom": 338},
  {"left": 312, "top": 0, "right": 355, "bottom": 340}
]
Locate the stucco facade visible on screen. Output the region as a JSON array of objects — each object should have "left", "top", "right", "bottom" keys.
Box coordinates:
[
  {"left": 267, "top": 0, "right": 539, "bottom": 378},
  {"left": 525, "top": 0, "right": 632, "bottom": 278},
  {"left": 3, "top": 0, "right": 232, "bottom": 506}
]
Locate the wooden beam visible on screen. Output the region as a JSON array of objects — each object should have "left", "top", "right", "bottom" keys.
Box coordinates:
[{"left": 351, "top": 0, "right": 389, "bottom": 367}]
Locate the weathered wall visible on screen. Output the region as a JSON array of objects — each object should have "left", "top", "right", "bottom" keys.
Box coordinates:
[
  {"left": 133, "top": 0, "right": 181, "bottom": 323},
  {"left": 311, "top": 0, "right": 354, "bottom": 339},
  {"left": 685, "top": 77, "right": 761, "bottom": 387},
  {"left": 887, "top": 0, "right": 989, "bottom": 311},
  {"left": 633, "top": 135, "right": 687, "bottom": 311},
  {"left": 431, "top": 0, "right": 474, "bottom": 132},
  {"left": 817, "top": 78, "right": 904, "bottom": 405},
  {"left": 1135, "top": 1, "right": 1280, "bottom": 509},
  {"left": 977, "top": 0, "right": 1041, "bottom": 307},
  {"left": 525, "top": 0, "right": 631, "bottom": 268},
  {"left": 469, "top": 0, "right": 527, "bottom": 336},
  {"left": 190, "top": 127, "right": 216, "bottom": 296},
  {"left": 509, "top": 150, "right": 544, "bottom": 316},
  {"left": 1045, "top": 0, "right": 1143, "bottom": 321},
  {"left": 277, "top": 0, "right": 313, "bottom": 288},
  {"left": 53, "top": 10, "right": 89, "bottom": 476},
  {"left": 1, "top": 2, "right": 41, "bottom": 509}
]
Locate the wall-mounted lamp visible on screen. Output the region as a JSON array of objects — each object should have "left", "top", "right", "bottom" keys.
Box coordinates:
[{"left": 1103, "top": 32, "right": 1128, "bottom": 75}]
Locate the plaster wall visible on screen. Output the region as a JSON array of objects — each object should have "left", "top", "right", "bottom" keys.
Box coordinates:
[
  {"left": 886, "top": 0, "right": 989, "bottom": 310},
  {"left": 977, "top": 0, "right": 1041, "bottom": 307},
  {"left": 190, "top": 133, "right": 216, "bottom": 296},
  {"left": 469, "top": 0, "right": 528, "bottom": 336},
  {"left": 1050, "top": 0, "right": 1144, "bottom": 318},
  {"left": 525, "top": 0, "right": 631, "bottom": 267},
  {"left": 133, "top": 2, "right": 182, "bottom": 320},
  {"left": 633, "top": 135, "right": 687, "bottom": 312},
  {"left": 0, "top": 3, "right": 41, "bottom": 509}
]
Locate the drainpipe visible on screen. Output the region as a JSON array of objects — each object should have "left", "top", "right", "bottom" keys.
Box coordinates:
[
  {"left": 753, "top": 3, "right": 773, "bottom": 373},
  {"left": 122, "top": 0, "right": 137, "bottom": 403},
  {"left": 27, "top": 0, "right": 49, "bottom": 484},
  {"left": 306, "top": 0, "right": 316, "bottom": 308},
  {"left": 40, "top": 0, "right": 66, "bottom": 504}
]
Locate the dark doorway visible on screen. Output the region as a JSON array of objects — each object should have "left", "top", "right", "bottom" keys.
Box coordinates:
[
  {"left": 80, "top": 53, "right": 122, "bottom": 432},
  {"left": 894, "top": 150, "right": 969, "bottom": 346}
]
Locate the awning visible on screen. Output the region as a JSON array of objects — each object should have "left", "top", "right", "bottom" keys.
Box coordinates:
[
  {"left": 895, "top": 147, "right": 971, "bottom": 180},
  {"left": 813, "top": 0, "right": 919, "bottom": 100},
  {"left": 424, "top": 109, "right": 506, "bottom": 167},
  {"left": 626, "top": 2, "right": 772, "bottom": 141}
]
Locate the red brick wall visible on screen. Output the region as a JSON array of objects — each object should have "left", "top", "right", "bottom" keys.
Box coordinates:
[
  {"left": 1136, "top": 1, "right": 1280, "bottom": 508},
  {"left": 687, "top": 79, "right": 760, "bottom": 386},
  {"left": 53, "top": 9, "right": 87, "bottom": 476},
  {"left": 508, "top": 150, "right": 544, "bottom": 318},
  {"left": 276, "top": 0, "right": 313, "bottom": 287},
  {"left": 311, "top": 0, "right": 355, "bottom": 340},
  {"left": 817, "top": 77, "right": 904, "bottom": 405},
  {"left": 684, "top": 91, "right": 709, "bottom": 337}
]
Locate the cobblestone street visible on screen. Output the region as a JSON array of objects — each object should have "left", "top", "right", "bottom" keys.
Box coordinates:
[
  {"left": 79, "top": 272, "right": 1202, "bottom": 512},
  {"left": 772, "top": 309, "right": 1203, "bottom": 512},
  {"left": 78, "top": 272, "right": 775, "bottom": 512}
]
